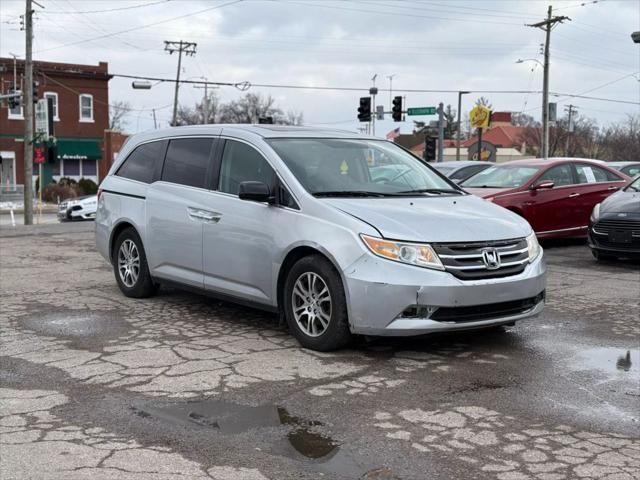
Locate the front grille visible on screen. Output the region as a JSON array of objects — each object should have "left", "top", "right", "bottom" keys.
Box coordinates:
[
  {"left": 430, "top": 292, "right": 545, "bottom": 323},
  {"left": 593, "top": 218, "right": 640, "bottom": 236},
  {"left": 432, "top": 238, "right": 529, "bottom": 280}
]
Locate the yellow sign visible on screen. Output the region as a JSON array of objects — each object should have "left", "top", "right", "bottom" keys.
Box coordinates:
[{"left": 470, "top": 104, "right": 491, "bottom": 129}]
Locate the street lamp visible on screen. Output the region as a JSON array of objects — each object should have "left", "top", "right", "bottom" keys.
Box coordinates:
[
  {"left": 456, "top": 91, "right": 470, "bottom": 161},
  {"left": 516, "top": 58, "right": 544, "bottom": 68},
  {"left": 386, "top": 74, "right": 396, "bottom": 109}
]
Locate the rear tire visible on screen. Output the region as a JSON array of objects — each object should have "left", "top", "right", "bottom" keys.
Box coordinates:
[
  {"left": 283, "top": 255, "right": 352, "bottom": 351},
  {"left": 112, "top": 228, "right": 157, "bottom": 298}
]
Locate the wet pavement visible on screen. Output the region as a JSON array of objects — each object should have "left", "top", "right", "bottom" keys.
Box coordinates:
[{"left": 0, "top": 222, "right": 638, "bottom": 480}]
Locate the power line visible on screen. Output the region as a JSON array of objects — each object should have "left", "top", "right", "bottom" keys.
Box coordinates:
[
  {"left": 112, "top": 72, "right": 640, "bottom": 105},
  {"left": 41, "top": 0, "right": 172, "bottom": 14},
  {"left": 32, "top": 0, "right": 243, "bottom": 54}
]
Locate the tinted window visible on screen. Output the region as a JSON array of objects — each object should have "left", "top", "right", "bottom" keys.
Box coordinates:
[
  {"left": 538, "top": 164, "right": 574, "bottom": 187},
  {"left": 218, "top": 140, "right": 275, "bottom": 195},
  {"left": 451, "top": 164, "right": 487, "bottom": 181},
  {"left": 575, "top": 164, "right": 620, "bottom": 184},
  {"left": 116, "top": 141, "right": 164, "bottom": 184},
  {"left": 162, "top": 138, "right": 213, "bottom": 188}
]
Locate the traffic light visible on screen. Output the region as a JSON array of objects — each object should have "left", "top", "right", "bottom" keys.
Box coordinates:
[
  {"left": 357, "top": 97, "right": 371, "bottom": 122},
  {"left": 392, "top": 96, "right": 402, "bottom": 122},
  {"left": 424, "top": 137, "right": 437, "bottom": 162},
  {"left": 33, "top": 80, "right": 39, "bottom": 103}
]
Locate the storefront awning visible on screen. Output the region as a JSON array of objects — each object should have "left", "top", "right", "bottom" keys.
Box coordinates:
[{"left": 56, "top": 139, "right": 102, "bottom": 161}]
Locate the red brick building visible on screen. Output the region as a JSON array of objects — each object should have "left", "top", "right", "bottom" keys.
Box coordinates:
[{"left": 0, "top": 58, "right": 111, "bottom": 190}]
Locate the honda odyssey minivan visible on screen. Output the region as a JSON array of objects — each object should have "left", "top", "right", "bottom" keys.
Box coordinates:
[{"left": 96, "top": 125, "right": 546, "bottom": 351}]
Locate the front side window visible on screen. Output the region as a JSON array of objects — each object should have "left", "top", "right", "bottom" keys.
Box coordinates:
[
  {"left": 8, "top": 91, "right": 23, "bottom": 119},
  {"left": 462, "top": 165, "right": 541, "bottom": 189},
  {"left": 79, "top": 94, "right": 93, "bottom": 121},
  {"left": 218, "top": 140, "right": 275, "bottom": 195},
  {"left": 267, "top": 138, "right": 455, "bottom": 196},
  {"left": 575, "top": 164, "right": 621, "bottom": 184},
  {"left": 116, "top": 141, "right": 164, "bottom": 184},
  {"left": 44, "top": 92, "right": 59, "bottom": 120},
  {"left": 162, "top": 138, "right": 213, "bottom": 188},
  {"left": 538, "top": 164, "right": 575, "bottom": 187}
]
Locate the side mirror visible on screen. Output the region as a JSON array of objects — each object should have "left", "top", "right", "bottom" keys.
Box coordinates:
[
  {"left": 531, "top": 180, "right": 554, "bottom": 190},
  {"left": 238, "top": 181, "right": 273, "bottom": 203}
]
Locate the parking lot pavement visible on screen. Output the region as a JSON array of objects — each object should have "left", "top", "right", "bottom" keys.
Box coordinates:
[{"left": 0, "top": 225, "right": 638, "bottom": 480}]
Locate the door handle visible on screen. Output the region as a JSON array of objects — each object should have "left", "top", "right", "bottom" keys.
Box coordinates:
[
  {"left": 568, "top": 193, "right": 580, "bottom": 198},
  {"left": 608, "top": 186, "right": 618, "bottom": 191},
  {"left": 187, "top": 207, "right": 222, "bottom": 223}
]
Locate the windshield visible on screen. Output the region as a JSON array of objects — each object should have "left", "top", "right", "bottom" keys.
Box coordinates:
[
  {"left": 267, "top": 138, "right": 460, "bottom": 196},
  {"left": 625, "top": 177, "right": 640, "bottom": 192},
  {"left": 461, "top": 165, "right": 541, "bottom": 188}
]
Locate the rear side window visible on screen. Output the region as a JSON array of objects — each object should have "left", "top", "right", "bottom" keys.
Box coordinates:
[
  {"left": 116, "top": 141, "right": 164, "bottom": 184},
  {"left": 218, "top": 140, "right": 275, "bottom": 195},
  {"left": 162, "top": 138, "right": 214, "bottom": 189},
  {"left": 575, "top": 164, "right": 621, "bottom": 184}
]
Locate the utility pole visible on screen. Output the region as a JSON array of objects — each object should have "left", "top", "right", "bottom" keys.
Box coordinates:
[
  {"left": 23, "top": 0, "right": 34, "bottom": 225},
  {"left": 437, "top": 102, "right": 444, "bottom": 163},
  {"left": 194, "top": 78, "right": 219, "bottom": 124},
  {"left": 370, "top": 74, "right": 377, "bottom": 136},
  {"left": 456, "top": 91, "right": 470, "bottom": 161},
  {"left": 564, "top": 104, "right": 576, "bottom": 156},
  {"left": 164, "top": 40, "right": 197, "bottom": 126},
  {"left": 527, "top": 6, "right": 570, "bottom": 159}
]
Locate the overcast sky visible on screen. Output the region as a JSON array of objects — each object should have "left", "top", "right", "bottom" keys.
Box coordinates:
[{"left": 1, "top": 0, "right": 638, "bottom": 136}]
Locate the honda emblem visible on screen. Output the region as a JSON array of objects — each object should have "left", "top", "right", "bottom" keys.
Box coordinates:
[{"left": 481, "top": 248, "right": 501, "bottom": 270}]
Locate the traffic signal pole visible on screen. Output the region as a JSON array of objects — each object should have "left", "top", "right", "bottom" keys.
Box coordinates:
[
  {"left": 437, "top": 102, "right": 444, "bottom": 163},
  {"left": 23, "top": 0, "right": 34, "bottom": 225}
]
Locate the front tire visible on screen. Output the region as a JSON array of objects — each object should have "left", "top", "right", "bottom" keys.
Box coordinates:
[
  {"left": 112, "top": 228, "right": 157, "bottom": 298},
  {"left": 283, "top": 255, "right": 352, "bottom": 351}
]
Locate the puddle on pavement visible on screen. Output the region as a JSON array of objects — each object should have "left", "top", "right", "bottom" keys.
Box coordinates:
[
  {"left": 134, "top": 399, "right": 392, "bottom": 478},
  {"left": 20, "top": 309, "right": 128, "bottom": 340},
  {"left": 571, "top": 347, "right": 638, "bottom": 376}
]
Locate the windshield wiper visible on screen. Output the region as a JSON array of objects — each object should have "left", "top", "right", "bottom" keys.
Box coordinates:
[
  {"left": 313, "top": 190, "right": 392, "bottom": 198},
  {"left": 397, "top": 188, "right": 464, "bottom": 195}
]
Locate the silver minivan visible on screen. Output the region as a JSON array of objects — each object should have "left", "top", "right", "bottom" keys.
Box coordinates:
[{"left": 96, "top": 125, "right": 546, "bottom": 351}]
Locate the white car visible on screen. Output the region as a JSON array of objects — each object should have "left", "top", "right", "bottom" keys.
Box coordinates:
[{"left": 58, "top": 195, "right": 97, "bottom": 221}]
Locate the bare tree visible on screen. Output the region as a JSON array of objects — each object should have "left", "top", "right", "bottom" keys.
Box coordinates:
[
  {"left": 599, "top": 115, "right": 640, "bottom": 161},
  {"left": 109, "top": 100, "right": 131, "bottom": 131},
  {"left": 511, "top": 112, "right": 539, "bottom": 127},
  {"left": 218, "top": 93, "right": 283, "bottom": 124},
  {"left": 443, "top": 104, "right": 457, "bottom": 139},
  {"left": 475, "top": 96, "right": 493, "bottom": 109},
  {"left": 175, "top": 92, "right": 219, "bottom": 126}
]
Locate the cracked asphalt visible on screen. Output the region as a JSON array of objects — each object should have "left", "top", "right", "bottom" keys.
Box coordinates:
[{"left": 0, "top": 222, "right": 638, "bottom": 480}]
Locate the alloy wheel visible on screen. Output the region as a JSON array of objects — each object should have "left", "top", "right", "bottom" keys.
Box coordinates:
[
  {"left": 291, "top": 272, "right": 332, "bottom": 337},
  {"left": 118, "top": 239, "right": 140, "bottom": 288}
]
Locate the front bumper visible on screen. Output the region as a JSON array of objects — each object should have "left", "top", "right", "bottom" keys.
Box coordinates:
[
  {"left": 343, "top": 251, "right": 546, "bottom": 336},
  {"left": 58, "top": 206, "right": 96, "bottom": 221},
  {"left": 588, "top": 224, "right": 640, "bottom": 257}
]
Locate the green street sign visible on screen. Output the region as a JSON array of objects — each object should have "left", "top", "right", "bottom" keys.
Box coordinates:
[{"left": 407, "top": 107, "right": 436, "bottom": 116}]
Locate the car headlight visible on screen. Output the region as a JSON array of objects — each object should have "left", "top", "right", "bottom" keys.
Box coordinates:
[
  {"left": 526, "top": 232, "right": 540, "bottom": 262},
  {"left": 360, "top": 234, "right": 444, "bottom": 271},
  {"left": 590, "top": 203, "right": 600, "bottom": 223}
]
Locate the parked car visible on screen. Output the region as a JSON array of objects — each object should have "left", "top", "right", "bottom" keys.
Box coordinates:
[
  {"left": 462, "top": 158, "right": 629, "bottom": 239},
  {"left": 58, "top": 195, "right": 97, "bottom": 221},
  {"left": 606, "top": 162, "right": 640, "bottom": 178},
  {"left": 96, "top": 125, "right": 546, "bottom": 351},
  {"left": 588, "top": 176, "right": 640, "bottom": 260},
  {"left": 432, "top": 160, "right": 493, "bottom": 183}
]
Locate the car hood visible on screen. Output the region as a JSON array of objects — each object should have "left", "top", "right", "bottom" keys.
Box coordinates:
[
  {"left": 600, "top": 189, "right": 640, "bottom": 214},
  {"left": 463, "top": 187, "right": 516, "bottom": 198},
  {"left": 323, "top": 194, "right": 531, "bottom": 243}
]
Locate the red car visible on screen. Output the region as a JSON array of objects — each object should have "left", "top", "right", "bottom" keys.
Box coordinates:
[{"left": 462, "top": 158, "right": 630, "bottom": 239}]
